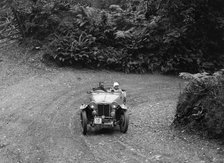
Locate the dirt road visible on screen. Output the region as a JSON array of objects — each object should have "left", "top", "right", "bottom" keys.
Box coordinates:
[{"left": 0, "top": 46, "right": 224, "bottom": 163}]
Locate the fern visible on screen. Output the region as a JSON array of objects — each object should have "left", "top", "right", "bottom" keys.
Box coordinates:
[{"left": 174, "top": 70, "right": 224, "bottom": 138}]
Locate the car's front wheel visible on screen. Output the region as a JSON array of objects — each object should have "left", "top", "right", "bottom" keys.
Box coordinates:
[
  {"left": 120, "top": 111, "right": 129, "bottom": 133},
  {"left": 81, "top": 110, "right": 88, "bottom": 135}
]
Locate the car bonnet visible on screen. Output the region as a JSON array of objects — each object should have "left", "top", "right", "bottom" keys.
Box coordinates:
[{"left": 90, "top": 92, "right": 122, "bottom": 104}]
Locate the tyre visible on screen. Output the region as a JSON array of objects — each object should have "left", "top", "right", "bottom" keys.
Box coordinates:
[
  {"left": 120, "top": 111, "right": 129, "bottom": 133},
  {"left": 81, "top": 110, "right": 88, "bottom": 135}
]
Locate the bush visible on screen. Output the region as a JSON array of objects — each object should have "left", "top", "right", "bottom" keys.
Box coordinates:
[
  {"left": 11, "top": 1, "right": 153, "bottom": 72},
  {"left": 173, "top": 70, "right": 224, "bottom": 138},
  {"left": 6, "top": 0, "right": 224, "bottom": 73}
]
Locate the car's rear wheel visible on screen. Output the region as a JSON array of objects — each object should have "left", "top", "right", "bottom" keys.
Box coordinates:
[
  {"left": 81, "top": 110, "right": 88, "bottom": 135},
  {"left": 120, "top": 111, "right": 129, "bottom": 133}
]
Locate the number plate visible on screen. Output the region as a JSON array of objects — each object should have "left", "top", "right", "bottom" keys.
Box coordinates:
[{"left": 94, "top": 117, "right": 102, "bottom": 124}]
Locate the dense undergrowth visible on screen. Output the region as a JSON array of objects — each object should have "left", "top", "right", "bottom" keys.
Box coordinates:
[
  {"left": 1, "top": 0, "right": 224, "bottom": 73},
  {"left": 173, "top": 70, "right": 224, "bottom": 138}
]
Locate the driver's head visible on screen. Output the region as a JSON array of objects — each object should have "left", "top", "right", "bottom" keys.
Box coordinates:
[
  {"left": 113, "top": 82, "right": 119, "bottom": 90},
  {"left": 99, "top": 82, "right": 104, "bottom": 88}
]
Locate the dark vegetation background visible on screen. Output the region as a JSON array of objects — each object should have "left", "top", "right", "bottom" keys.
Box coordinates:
[
  {"left": 1, "top": 0, "right": 224, "bottom": 73},
  {"left": 1, "top": 0, "right": 224, "bottom": 139}
]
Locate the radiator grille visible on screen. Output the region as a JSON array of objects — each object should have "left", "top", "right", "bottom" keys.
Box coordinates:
[{"left": 97, "top": 104, "right": 110, "bottom": 116}]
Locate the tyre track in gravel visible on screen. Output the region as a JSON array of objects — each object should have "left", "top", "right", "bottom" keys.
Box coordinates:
[
  {"left": 20, "top": 79, "right": 100, "bottom": 163},
  {"left": 80, "top": 134, "right": 150, "bottom": 163},
  {"left": 47, "top": 87, "right": 100, "bottom": 163},
  {"left": 0, "top": 72, "right": 100, "bottom": 162}
]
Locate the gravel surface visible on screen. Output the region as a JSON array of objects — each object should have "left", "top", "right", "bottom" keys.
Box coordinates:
[{"left": 0, "top": 44, "right": 224, "bottom": 163}]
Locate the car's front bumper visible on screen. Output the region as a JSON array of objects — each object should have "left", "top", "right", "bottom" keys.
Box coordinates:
[{"left": 92, "top": 116, "right": 116, "bottom": 126}]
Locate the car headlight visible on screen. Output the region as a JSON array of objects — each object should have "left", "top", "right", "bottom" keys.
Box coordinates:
[
  {"left": 111, "top": 102, "right": 118, "bottom": 109},
  {"left": 89, "top": 102, "right": 97, "bottom": 109}
]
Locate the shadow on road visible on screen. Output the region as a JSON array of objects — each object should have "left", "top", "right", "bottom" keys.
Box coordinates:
[{"left": 87, "top": 126, "right": 122, "bottom": 136}]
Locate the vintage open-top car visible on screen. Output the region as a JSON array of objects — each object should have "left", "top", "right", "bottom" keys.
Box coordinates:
[{"left": 80, "top": 82, "right": 129, "bottom": 135}]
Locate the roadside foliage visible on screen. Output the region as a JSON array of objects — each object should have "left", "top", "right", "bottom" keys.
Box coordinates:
[
  {"left": 174, "top": 70, "right": 224, "bottom": 138},
  {"left": 0, "top": 0, "right": 224, "bottom": 73}
]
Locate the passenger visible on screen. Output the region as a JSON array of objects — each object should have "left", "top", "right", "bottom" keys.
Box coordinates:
[
  {"left": 111, "top": 82, "right": 122, "bottom": 92},
  {"left": 111, "top": 82, "right": 126, "bottom": 104}
]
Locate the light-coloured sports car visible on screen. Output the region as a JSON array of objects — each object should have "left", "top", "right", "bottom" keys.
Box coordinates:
[{"left": 80, "top": 82, "right": 129, "bottom": 135}]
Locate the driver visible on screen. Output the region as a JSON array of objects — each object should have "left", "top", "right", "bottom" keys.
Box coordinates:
[{"left": 93, "top": 82, "right": 107, "bottom": 92}]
